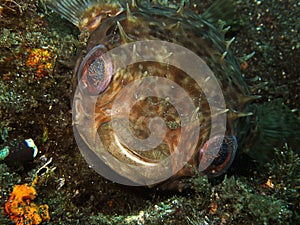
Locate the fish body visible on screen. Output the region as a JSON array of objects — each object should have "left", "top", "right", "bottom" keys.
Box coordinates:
[{"left": 46, "top": 0, "right": 285, "bottom": 188}]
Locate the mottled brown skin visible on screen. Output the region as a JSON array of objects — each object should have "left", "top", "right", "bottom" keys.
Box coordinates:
[{"left": 72, "top": 2, "right": 252, "bottom": 188}]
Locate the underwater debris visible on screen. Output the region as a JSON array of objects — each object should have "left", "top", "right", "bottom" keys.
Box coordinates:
[{"left": 4, "top": 176, "right": 50, "bottom": 225}]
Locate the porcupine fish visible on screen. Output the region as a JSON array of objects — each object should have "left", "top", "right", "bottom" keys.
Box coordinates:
[{"left": 46, "top": 0, "right": 300, "bottom": 189}]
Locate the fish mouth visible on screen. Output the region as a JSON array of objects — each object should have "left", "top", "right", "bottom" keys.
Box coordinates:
[{"left": 111, "top": 129, "right": 167, "bottom": 166}]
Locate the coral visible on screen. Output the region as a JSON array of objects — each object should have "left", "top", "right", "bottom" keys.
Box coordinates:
[{"left": 4, "top": 176, "right": 50, "bottom": 225}]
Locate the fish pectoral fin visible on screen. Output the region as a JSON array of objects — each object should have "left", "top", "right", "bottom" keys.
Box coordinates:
[{"left": 202, "top": 0, "right": 236, "bottom": 26}]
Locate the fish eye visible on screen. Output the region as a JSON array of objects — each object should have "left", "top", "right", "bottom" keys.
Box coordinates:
[
  {"left": 78, "top": 44, "right": 113, "bottom": 95},
  {"left": 198, "top": 135, "right": 238, "bottom": 178}
]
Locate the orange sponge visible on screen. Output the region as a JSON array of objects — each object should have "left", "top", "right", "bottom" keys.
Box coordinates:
[{"left": 4, "top": 177, "right": 50, "bottom": 225}]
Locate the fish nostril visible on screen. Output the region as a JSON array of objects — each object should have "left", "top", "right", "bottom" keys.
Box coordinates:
[{"left": 78, "top": 44, "right": 113, "bottom": 96}]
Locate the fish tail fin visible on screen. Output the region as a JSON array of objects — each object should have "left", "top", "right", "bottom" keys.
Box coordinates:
[
  {"left": 247, "top": 99, "right": 300, "bottom": 163},
  {"left": 202, "top": 0, "right": 236, "bottom": 27}
]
